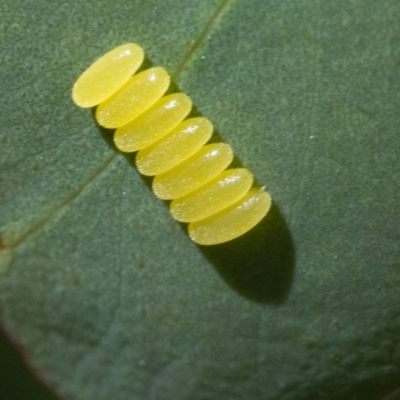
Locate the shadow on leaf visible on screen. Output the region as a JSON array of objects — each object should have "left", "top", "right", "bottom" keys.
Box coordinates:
[{"left": 198, "top": 202, "right": 295, "bottom": 304}]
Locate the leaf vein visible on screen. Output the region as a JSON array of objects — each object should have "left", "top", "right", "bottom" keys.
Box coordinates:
[
  {"left": 173, "top": 0, "right": 236, "bottom": 79},
  {"left": 7, "top": 153, "right": 117, "bottom": 250}
]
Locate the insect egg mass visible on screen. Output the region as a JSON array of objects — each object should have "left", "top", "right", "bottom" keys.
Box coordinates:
[{"left": 72, "top": 43, "right": 271, "bottom": 245}]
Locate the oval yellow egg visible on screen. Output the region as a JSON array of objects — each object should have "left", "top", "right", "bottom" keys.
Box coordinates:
[
  {"left": 95, "top": 67, "right": 170, "bottom": 129},
  {"left": 72, "top": 43, "right": 144, "bottom": 108},
  {"left": 188, "top": 188, "right": 272, "bottom": 245},
  {"left": 152, "top": 143, "right": 233, "bottom": 200},
  {"left": 113, "top": 93, "right": 192, "bottom": 153},
  {"left": 170, "top": 168, "right": 254, "bottom": 222},
  {"left": 135, "top": 117, "right": 213, "bottom": 176}
]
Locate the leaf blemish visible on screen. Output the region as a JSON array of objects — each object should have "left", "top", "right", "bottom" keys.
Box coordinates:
[{"left": 138, "top": 260, "right": 146, "bottom": 270}]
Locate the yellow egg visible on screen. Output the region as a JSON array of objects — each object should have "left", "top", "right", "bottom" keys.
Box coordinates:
[
  {"left": 170, "top": 169, "right": 254, "bottom": 222},
  {"left": 113, "top": 93, "right": 192, "bottom": 152},
  {"left": 188, "top": 188, "right": 272, "bottom": 245},
  {"left": 152, "top": 143, "right": 233, "bottom": 200},
  {"left": 135, "top": 117, "right": 213, "bottom": 176},
  {"left": 72, "top": 43, "right": 144, "bottom": 108},
  {"left": 95, "top": 67, "right": 170, "bottom": 129}
]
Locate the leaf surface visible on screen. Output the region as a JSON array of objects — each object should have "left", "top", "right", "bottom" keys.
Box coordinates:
[{"left": 1, "top": 1, "right": 400, "bottom": 399}]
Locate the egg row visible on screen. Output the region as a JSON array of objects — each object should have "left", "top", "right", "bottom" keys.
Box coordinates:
[{"left": 72, "top": 43, "right": 271, "bottom": 245}]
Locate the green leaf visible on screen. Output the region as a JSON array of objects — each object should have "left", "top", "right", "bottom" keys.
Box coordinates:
[{"left": 1, "top": 1, "right": 400, "bottom": 399}]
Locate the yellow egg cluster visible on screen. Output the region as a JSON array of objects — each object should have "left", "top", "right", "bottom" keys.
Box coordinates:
[{"left": 72, "top": 43, "right": 271, "bottom": 245}]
